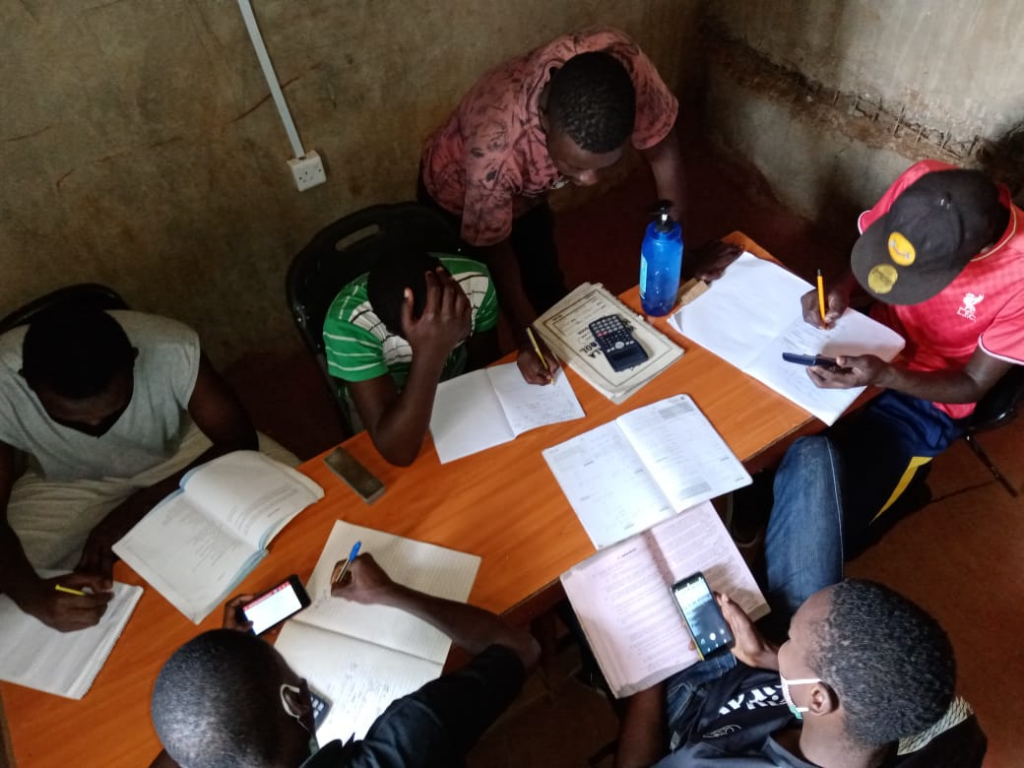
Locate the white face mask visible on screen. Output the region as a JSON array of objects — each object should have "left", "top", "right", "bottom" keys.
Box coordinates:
[{"left": 779, "top": 674, "right": 822, "bottom": 720}]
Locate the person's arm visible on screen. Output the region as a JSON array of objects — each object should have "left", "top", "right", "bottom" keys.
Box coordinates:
[
  {"left": 615, "top": 682, "right": 668, "bottom": 768},
  {"left": 333, "top": 553, "right": 540, "bottom": 671},
  {"left": 807, "top": 345, "right": 1014, "bottom": 403},
  {"left": 719, "top": 593, "right": 780, "bottom": 671},
  {"left": 0, "top": 441, "right": 114, "bottom": 630},
  {"left": 75, "top": 354, "right": 258, "bottom": 578},
  {"left": 349, "top": 270, "right": 471, "bottom": 466},
  {"left": 641, "top": 125, "right": 688, "bottom": 226}
]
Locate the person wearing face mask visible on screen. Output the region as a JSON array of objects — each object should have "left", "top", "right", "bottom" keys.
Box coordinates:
[
  {"left": 615, "top": 579, "right": 985, "bottom": 768},
  {"left": 418, "top": 28, "right": 741, "bottom": 385},
  {"left": 148, "top": 553, "right": 540, "bottom": 768},
  {"left": 0, "top": 306, "right": 291, "bottom": 632}
]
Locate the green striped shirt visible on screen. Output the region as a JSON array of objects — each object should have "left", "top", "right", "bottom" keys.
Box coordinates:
[{"left": 322, "top": 255, "right": 498, "bottom": 389}]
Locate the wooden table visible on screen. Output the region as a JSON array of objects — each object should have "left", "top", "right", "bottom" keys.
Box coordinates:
[{"left": 2, "top": 233, "right": 818, "bottom": 767}]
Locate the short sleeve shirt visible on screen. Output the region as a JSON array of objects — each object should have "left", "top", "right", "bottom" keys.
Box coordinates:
[
  {"left": 322, "top": 255, "right": 498, "bottom": 390},
  {"left": 859, "top": 160, "right": 1024, "bottom": 419},
  {"left": 421, "top": 28, "right": 679, "bottom": 247},
  {"left": 303, "top": 644, "right": 526, "bottom": 768},
  {"left": 0, "top": 311, "right": 201, "bottom": 482}
]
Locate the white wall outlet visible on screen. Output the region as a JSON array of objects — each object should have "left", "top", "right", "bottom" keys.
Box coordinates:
[{"left": 288, "top": 151, "right": 327, "bottom": 191}]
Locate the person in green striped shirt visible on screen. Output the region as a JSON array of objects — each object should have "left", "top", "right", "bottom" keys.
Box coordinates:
[{"left": 322, "top": 251, "right": 499, "bottom": 465}]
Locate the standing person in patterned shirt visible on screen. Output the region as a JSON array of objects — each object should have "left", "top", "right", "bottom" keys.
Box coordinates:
[
  {"left": 322, "top": 250, "right": 498, "bottom": 465},
  {"left": 420, "top": 28, "right": 736, "bottom": 384}
]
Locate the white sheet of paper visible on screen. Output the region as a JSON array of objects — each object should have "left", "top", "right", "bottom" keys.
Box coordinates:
[
  {"left": 486, "top": 361, "right": 585, "bottom": 435},
  {"left": 668, "top": 253, "right": 905, "bottom": 425},
  {"left": 297, "top": 521, "right": 480, "bottom": 663}
]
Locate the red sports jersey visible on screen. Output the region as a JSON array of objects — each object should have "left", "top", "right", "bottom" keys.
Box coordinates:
[{"left": 860, "top": 160, "right": 1024, "bottom": 418}]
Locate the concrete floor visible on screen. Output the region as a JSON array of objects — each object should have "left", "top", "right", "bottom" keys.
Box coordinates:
[{"left": 212, "top": 137, "right": 1024, "bottom": 767}]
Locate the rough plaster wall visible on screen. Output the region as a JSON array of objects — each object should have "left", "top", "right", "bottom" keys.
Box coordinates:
[
  {"left": 705, "top": 0, "right": 1024, "bottom": 227},
  {"left": 0, "top": 0, "right": 700, "bottom": 365}
]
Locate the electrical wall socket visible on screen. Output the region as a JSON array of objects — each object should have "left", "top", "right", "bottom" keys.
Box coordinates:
[{"left": 288, "top": 151, "right": 327, "bottom": 191}]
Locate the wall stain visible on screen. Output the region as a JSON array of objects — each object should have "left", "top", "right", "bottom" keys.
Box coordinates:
[{"left": 4, "top": 125, "right": 53, "bottom": 143}]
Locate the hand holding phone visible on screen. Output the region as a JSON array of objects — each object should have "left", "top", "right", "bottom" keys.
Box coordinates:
[
  {"left": 236, "top": 575, "right": 311, "bottom": 635},
  {"left": 671, "top": 572, "right": 734, "bottom": 661},
  {"left": 781, "top": 352, "right": 847, "bottom": 371}
]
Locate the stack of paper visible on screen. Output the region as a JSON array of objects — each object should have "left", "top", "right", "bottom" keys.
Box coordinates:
[
  {"left": 429, "top": 361, "right": 585, "bottom": 463},
  {"left": 543, "top": 395, "right": 751, "bottom": 548},
  {"left": 0, "top": 576, "right": 143, "bottom": 699},
  {"left": 561, "top": 502, "right": 768, "bottom": 698},
  {"left": 668, "top": 253, "right": 905, "bottom": 425},
  {"left": 534, "top": 283, "right": 683, "bottom": 403},
  {"left": 274, "top": 520, "right": 481, "bottom": 743}
]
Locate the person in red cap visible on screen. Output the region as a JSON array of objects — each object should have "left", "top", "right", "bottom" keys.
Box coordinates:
[{"left": 781, "top": 159, "right": 1024, "bottom": 555}]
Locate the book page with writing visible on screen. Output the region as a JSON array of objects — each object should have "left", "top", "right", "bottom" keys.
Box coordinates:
[
  {"left": 615, "top": 395, "right": 751, "bottom": 512},
  {"left": 429, "top": 369, "right": 516, "bottom": 463},
  {"left": 747, "top": 310, "right": 906, "bottom": 425},
  {"left": 274, "top": 621, "right": 441, "bottom": 743},
  {"left": 542, "top": 422, "right": 674, "bottom": 548},
  {"left": 113, "top": 494, "right": 263, "bottom": 623},
  {"left": 177, "top": 451, "right": 323, "bottom": 549},
  {"left": 651, "top": 503, "right": 769, "bottom": 622},
  {"left": 486, "top": 361, "right": 585, "bottom": 436},
  {"left": 297, "top": 521, "right": 480, "bottom": 663},
  {"left": 668, "top": 253, "right": 804, "bottom": 366},
  {"left": 0, "top": 576, "right": 143, "bottom": 699}
]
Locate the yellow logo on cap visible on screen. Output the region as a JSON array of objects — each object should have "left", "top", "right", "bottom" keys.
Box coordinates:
[
  {"left": 868, "top": 264, "right": 898, "bottom": 294},
  {"left": 888, "top": 231, "right": 916, "bottom": 266}
]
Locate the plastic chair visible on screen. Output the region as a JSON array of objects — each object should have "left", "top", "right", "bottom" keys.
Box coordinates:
[
  {"left": 961, "top": 365, "right": 1024, "bottom": 496},
  {"left": 285, "top": 203, "right": 465, "bottom": 435},
  {"left": 0, "top": 284, "right": 128, "bottom": 335}
]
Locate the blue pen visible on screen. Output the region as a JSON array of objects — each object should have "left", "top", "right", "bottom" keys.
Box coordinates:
[{"left": 333, "top": 540, "right": 362, "bottom": 586}]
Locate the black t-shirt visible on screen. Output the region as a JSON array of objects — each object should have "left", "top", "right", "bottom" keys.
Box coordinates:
[
  {"left": 653, "top": 664, "right": 986, "bottom": 768},
  {"left": 302, "top": 644, "right": 526, "bottom": 768}
]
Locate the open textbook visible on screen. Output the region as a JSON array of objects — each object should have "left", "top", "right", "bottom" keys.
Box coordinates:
[
  {"left": 429, "top": 361, "right": 585, "bottom": 463},
  {"left": 113, "top": 451, "right": 323, "bottom": 623},
  {"left": 668, "top": 253, "right": 906, "bottom": 425},
  {"left": 0, "top": 573, "right": 142, "bottom": 699},
  {"left": 274, "top": 520, "right": 481, "bottom": 743},
  {"left": 561, "top": 502, "right": 768, "bottom": 698},
  {"left": 543, "top": 395, "right": 751, "bottom": 548},
  {"left": 534, "top": 282, "right": 683, "bottom": 403}
]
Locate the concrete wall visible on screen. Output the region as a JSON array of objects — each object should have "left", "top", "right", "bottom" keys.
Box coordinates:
[
  {"left": 705, "top": 0, "right": 1024, "bottom": 231},
  {"left": 1, "top": 0, "right": 701, "bottom": 365}
]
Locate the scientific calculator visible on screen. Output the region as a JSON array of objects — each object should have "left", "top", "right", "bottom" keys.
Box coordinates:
[{"left": 588, "top": 314, "right": 649, "bottom": 372}]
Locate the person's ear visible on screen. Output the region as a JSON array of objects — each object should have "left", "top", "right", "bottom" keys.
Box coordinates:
[{"left": 808, "top": 682, "right": 840, "bottom": 716}]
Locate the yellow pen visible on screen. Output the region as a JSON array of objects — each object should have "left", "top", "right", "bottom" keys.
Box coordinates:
[
  {"left": 55, "top": 584, "right": 86, "bottom": 597},
  {"left": 816, "top": 269, "right": 827, "bottom": 324},
  {"left": 525, "top": 327, "right": 552, "bottom": 384}
]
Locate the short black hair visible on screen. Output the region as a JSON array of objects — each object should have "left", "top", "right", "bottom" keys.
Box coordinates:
[
  {"left": 152, "top": 630, "right": 290, "bottom": 768},
  {"left": 548, "top": 51, "right": 636, "bottom": 153},
  {"left": 811, "top": 580, "right": 956, "bottom": 747},
  {"left": 367, "top": 249, "right": 443, "bottom": 337},
  {"left": 21, "top": 308, "right": 135, "bottom": 398}
]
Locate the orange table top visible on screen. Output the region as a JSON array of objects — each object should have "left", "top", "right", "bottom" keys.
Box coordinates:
[{"left": 1, "top": 232, "right": 819, "bottom": 767}]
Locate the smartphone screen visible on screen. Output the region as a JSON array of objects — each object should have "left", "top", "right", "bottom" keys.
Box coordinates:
[
  {"left": 671, "top": 572, "right": 734, "bottom": 660},
  {"left": 241, "top": 576, "right": 311, "bottom": 635}
]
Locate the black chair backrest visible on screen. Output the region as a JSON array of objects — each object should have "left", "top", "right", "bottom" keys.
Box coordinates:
[
  {"left": 965, "top": 364, "right": 1024, "bottom": 434},
  {"left": 0, "top": 284, "right": 129, "bottom": 336},
  {"left": 286, "top": 203, "right": 464, "bottom": 356}
]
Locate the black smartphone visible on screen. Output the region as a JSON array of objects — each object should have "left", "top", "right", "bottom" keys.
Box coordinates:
[
  {"left": 308, "top": 682, "right": 333, "bottom": 731},
  {"left": 238, "top": 574, "right": 311, "bottom": 635},
  {"left": 671, "top": 572, "right": 734, "bottom": 661},
  {"left": 781, "top": 352, "right": 840, "bottom": 368},
  {"left": 324, "top": 447, "right": 385, "bottom": 503}
]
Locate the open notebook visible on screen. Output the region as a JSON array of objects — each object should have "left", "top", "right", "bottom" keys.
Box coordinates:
[
  {"left": 113, "top": 451, "right": 323, "bottom": 623},
  {"left": 274, "top": 521, "right": 481, "bottom": 744},
  {"left": 0, "top": 574, "right": 142, "bottom": 699},
  {"left": 429, "top": 361, "right": 585, "bottom": 463},
  {"left": 669, "top": 253, "right": 905, "bottom": 425},
  {"left": 561, "top": 502, "right": 768, "bottom": 698},
  {"left": 543, "top": 395, "right": 751, "bottom": 548}
]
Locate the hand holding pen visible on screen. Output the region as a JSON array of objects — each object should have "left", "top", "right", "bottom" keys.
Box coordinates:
[{"left": 330, "top": 548, "right": 400, "bottom": 606}]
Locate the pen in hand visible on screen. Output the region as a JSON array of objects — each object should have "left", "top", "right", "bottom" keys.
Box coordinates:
[
  {"left": 526, "top": 327, "right": 554, "bottom": 384},
  {"left": 816, "top": 269, "right": 827, "bottom": 325},
  {"left": 332, "top": 541, "right": 362, "bottom": 587},
  {"left": 54, "top": 584, "right": 87, "bottom": 596}
]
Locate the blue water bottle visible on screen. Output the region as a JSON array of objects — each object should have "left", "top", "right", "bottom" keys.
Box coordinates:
[{"left": 639, "top": 200, "right": 684, "bottom": 317}]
